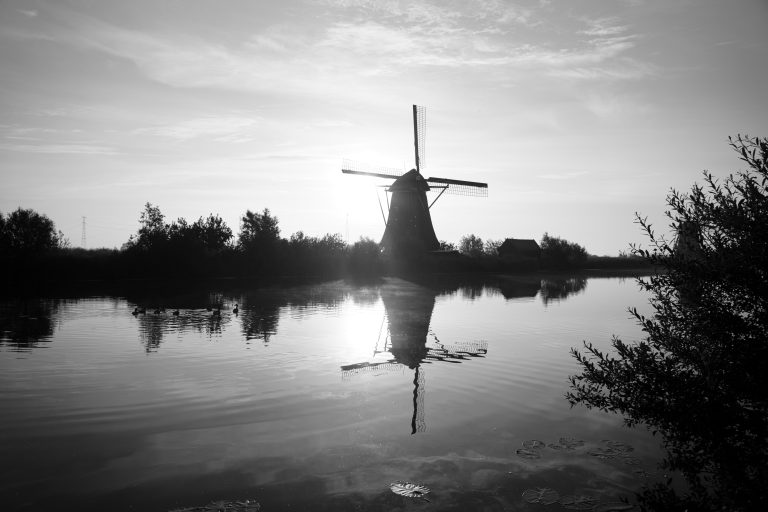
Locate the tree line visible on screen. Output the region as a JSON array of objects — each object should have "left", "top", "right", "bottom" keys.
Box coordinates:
[{"left": 1, "top": 202, "right": 640, "bottom": 281}]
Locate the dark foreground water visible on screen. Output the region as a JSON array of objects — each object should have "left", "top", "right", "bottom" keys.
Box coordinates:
[{"left": 0, "top": 275, "right": 664, "bottom": 511}]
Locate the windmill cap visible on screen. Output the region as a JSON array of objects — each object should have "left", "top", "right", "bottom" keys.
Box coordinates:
[{"left": 389, "top": 169, "right": 430, "bottom": 192}]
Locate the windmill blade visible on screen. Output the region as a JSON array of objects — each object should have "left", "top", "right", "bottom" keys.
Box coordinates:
[
  {"left": 427, "top": 176, "right": 488, "bottom": 197},
  {"left": 342, "top": 159, "right": 404, "bottom": 180},
  {"left": 413, "top": 105, "right": 426, "bottom": 172}
]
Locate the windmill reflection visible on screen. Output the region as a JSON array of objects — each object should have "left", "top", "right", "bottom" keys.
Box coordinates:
[{"left": 341, "top": 280, "right": 487, "bottom": 434}]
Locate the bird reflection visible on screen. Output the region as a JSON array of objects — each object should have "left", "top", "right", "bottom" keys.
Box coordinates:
[{"left": 341, "top": 279, "right": 487, "bottom": 434}]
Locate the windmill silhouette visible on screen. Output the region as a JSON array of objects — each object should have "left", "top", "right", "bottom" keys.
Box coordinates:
[{"left": 342, "top": 105, "right": 488, "bottom": 254}]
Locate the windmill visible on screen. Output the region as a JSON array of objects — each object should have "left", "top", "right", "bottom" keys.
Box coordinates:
[
  {"left": 342, "top": 105, "right": 488, "bottom": 254},
  {"left": 340, "top": 281, "right": 488, "bottom": 434}
]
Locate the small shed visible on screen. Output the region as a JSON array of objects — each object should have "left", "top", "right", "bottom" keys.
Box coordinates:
[{"left": 498, "top": 238, "right": 541, "bottom": 260}]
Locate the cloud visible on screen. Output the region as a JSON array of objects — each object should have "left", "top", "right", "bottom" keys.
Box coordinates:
[
  {"left": 137, "top": 116, "right": 263, "bottom": 141},
  {"left": 537, "top": 170, "right": 589, "bottom": 180},
  {"left": 583, "top": 93, "right": 651, "bottom": 119},
  {"left": 0, "top": 142, "right": 118, "bottom": 155},
  {"left": 10, "top": 1, "right": 652, "bottom": 104},
  {"left": 17, "top": 8, "right": 38, "bottom": 17}
]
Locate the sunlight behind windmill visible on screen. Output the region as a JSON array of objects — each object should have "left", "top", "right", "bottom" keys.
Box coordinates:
[{"left": 342, "top": 105, "right": 488, "bottom": 254}]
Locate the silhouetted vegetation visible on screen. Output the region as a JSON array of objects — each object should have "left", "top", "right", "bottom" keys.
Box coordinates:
[
  {"left": 567, "top": 135, "right": 768, "bottom": 511},
  {"left": 3, "top": 198, "right": 650, "bottom": 286},
  {"left": 540, "top": 232, "right": 587, "bottom": 268},
  {"left": 0, "top": 207, "right": 68, "bottom": 254},
  {"left": 458, "top": 233, "right": 485, "bottom": 257}
]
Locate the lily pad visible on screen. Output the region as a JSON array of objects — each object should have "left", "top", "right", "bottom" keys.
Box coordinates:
[
  {"left": 547, "top": 443, "right": 565, "bottom": 450},
  {"left": 559, "top": 494, "right": 599, "bottom": 510},
  {"left": 390, "top": 481, "right": 431, "bottom": 501},
  {"left": 587, "top": 448, "right": 617, "bottom": 460},
  {"left": 594, "top": 502, "right": 635, "bottom": 511},
  {"left": 169, "top": 499, "right": 260, "bottom": 512},
  {"left": 559, "top": 437, "right": 585, "bottom": 449},
  {"left": 522, "top": 487, "right": 560, "bottom": 505},
  {"left": 602, "top": 440, "right": 634, "bottom": 452},
  {"left": 522, "top": 439, "right": 546, "bottom": 450},
  {"left": 516, "top": 448, "right": 541, "bottom": 459}
]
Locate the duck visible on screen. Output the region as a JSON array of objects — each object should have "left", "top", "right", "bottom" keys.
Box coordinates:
[
  {"left": 172, "top": 309, "right": 180, "bottom": 316},
  {"left": 153, "top": 307, "right": 162, "bottom": 315},
  {"left": 132, "top": 307, "right": 140, "bottom": 315},
  {"left": 232, "top": 303, "right": 239, "bottom": 314}
]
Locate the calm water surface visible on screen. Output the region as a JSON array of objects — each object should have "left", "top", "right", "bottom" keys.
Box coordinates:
[{"left": 0, "top": 275, "right": 664, "bottom": 511}]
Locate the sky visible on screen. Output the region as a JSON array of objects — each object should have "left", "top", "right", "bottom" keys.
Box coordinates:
[{"left": 1, "top": 0, "right": 767, "bottom": 255}]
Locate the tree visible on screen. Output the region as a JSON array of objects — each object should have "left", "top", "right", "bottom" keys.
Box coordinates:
[
  {"left": 567, "top": 136, "right": 768, "bottom": 511},
  {"left": 459, "top": 234, "right": 484, "bottom": 257},
  {"left": 0, "top": 207, "right": 66, "bottom": 254},
  {"left": 484, "top": 238, "right": 503, "bottom": 256},
  {"left": 190, "top": 213, "right": 233, "bottom": 250},
  {"left": 540, "top": 232, "right": 587, "bottom": 268},
  {"left": 125, "top": 202, "right": 168, "bottom": 250},
  {"left": 439, "top": 240, "right": 456, "bottom": 251},
  {"left": 238, "top": 208, "right": 280, "bottom": 251}
]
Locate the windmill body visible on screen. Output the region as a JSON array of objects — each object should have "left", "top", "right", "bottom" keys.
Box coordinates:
[
  {"left": 380, "top": 169, "right": 440, "bottom": 253},
  {"left": 342, "top": 105, "right": 487, "bottom": 255}
]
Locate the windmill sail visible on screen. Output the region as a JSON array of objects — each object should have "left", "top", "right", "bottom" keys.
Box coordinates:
[
  {"left": 413, "top": 105, "right": 426, "bottom": 172},
  {"left": 341, "top": 105, "right": 487, "bottom": 254}
]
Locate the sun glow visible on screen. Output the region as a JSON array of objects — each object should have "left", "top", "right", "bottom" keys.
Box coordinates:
[{"left": 338, "top": 298, "right": 387, "bottom": 366}]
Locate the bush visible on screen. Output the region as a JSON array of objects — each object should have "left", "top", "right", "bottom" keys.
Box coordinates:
[
  {"left": 540, "top": 232, "right": 587, "bottom": 268},
  {"left": 0, "top": 207, "right": 67, "bottom": 254},
  {"left": 567, "top": 135, "right": 768, "bottom": 511},
  {"left": 459, "top": 234, "right": 484, "bottom": 257}
]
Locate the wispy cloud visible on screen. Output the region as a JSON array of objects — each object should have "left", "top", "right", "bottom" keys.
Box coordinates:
[
  {"left": 137, "top": 116, "right": 263, "bottom": 142},
  {"left": 6, "top": 1, "right": 654, "bottom": 106},
  {"left": 0, "top": 142, "right": 118, "bottom": 155},
  {"left": 537, "top": 170, "right": 589, "bottom": 180}
]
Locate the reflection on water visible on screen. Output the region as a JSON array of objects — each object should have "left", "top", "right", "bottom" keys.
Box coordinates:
[
  {"left": 342, "top": 280, "right": 489, "bottom": 434},
  {"left": 0, "top": 298, "right": 62, "bottom": 351},
  {"left": 0, "top": 274, "right": 659, "bottom": 512},
  {"left": 540, "top": 276, "right": 588, "bottom": 305}
]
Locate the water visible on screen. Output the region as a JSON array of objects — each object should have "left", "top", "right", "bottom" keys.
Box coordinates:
[{"left": 0, "top": 275, "right": 664, "bottom": 511}]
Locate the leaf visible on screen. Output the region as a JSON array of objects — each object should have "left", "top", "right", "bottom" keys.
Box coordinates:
[
  {"left": 390, "top": 481, "right": 431, "bottom": 501},
  {"left": 522, "top": 487, "right": 560, "bottom": 505},
  {"left": 516, "top": 448, "right": 541, "bottom": 459},
  {"left": 559, "top": 494, "right": 599, "bottom": 510},
  {"left": 602, "top": 440, "right": 634, "bottom": 452},
  {"left": 587, "top": 448, "right": 617, "bottom": 459},
  {"left": 594, "top": 503, "right": 635, "bottom": 512},
  {"left": 559, "top": 437, "right": 585, "bottom": 449}
]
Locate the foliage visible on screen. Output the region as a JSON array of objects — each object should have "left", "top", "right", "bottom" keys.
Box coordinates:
[
  {"left": 168, "top": 214, "right": 233, "bottom": 251},
  {"left": 347, "top": 236, "right": 382, "bottom": 275},
  {"left": 483, "top": 238, "right": 503, "bottom": 256},
  {"left": 123, "top": 202, "right": 165, "bottom": 251},
  {"left": 540, "top": 232, "right": 587, "bottom": 268},
  {"left": 439, "top": 240, "right": 457, "bottom": 251},
  {"left": 459, "top": 234, "right": 484, "bottom": 257},
  {"left": 0, "top": 207, "right": 67, "bottom": 254},
  {"left": 567, "top": 135, "right": 768, "bottom": 511},
  {"left": 238, "top": 208, "right": 280, "bottom": 251},
  {"left": 124, "top": 203, "right": 232, "bottom": 254}
]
